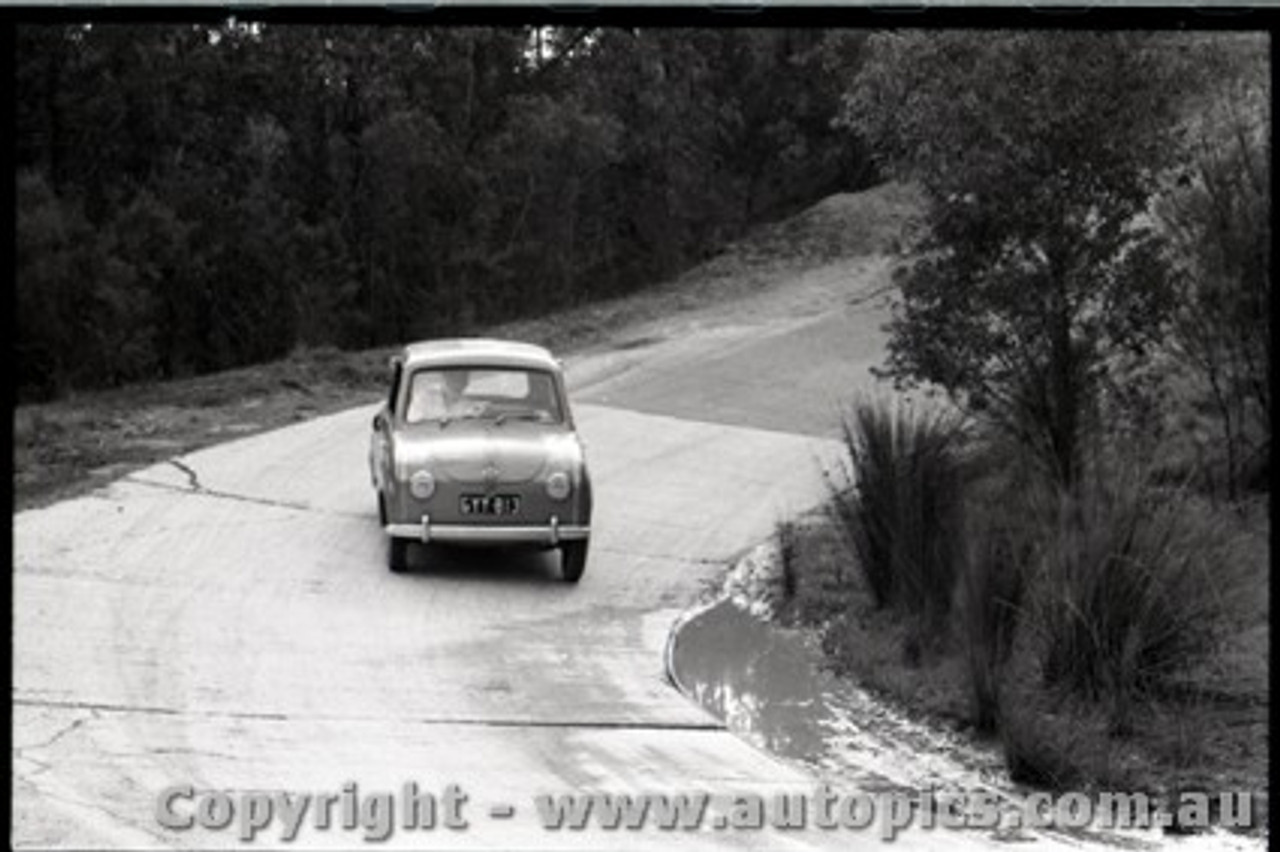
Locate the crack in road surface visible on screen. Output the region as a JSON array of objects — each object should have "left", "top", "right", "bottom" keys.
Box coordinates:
[
  {"left": 14, "top": 696, "right": 724, "bottom": 732},
  {"left": 168, "top": 459, "right": 202, "bottom": 491},
  {"left": 14, "top": 712, "right": 97, "bottom": 755},
  {"left": 13, "top": 709, "right": 103, "bottom": 784},
  {"left": 126, "top": 470, "right": 339, "bottom": 515}
]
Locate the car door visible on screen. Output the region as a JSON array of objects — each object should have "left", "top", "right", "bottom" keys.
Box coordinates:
[{"left": 370, "top": 356, "right": 403, "bottom": 491}]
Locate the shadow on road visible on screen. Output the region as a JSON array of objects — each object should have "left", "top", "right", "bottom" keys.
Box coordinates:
[{"left": 394, "top": 542, "right": 566, "bottom": 585}]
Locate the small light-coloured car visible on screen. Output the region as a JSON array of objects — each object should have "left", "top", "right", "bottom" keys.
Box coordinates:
[{"left": 370, "top": 338, "right": 592, "bottom": 581}]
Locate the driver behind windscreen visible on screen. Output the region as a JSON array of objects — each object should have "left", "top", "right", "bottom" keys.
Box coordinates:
[{"left": 441, "top": 369, "right": 470, "bottom": 416}]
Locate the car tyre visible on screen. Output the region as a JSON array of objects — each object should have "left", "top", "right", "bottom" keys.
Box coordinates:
[
  {"left": 560, "top": 540, "right": 588, "bottom": 583},
  {"left": 389, "top": 538, "right": 410, "bottom": 574}
]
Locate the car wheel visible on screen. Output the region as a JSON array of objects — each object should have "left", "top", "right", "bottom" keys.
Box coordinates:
[
  {"left": 560, "top": 540, "right": 588, "bottom": 583},
  {"left": 389, "top": 538, "right": 410, "bottom": 573}
]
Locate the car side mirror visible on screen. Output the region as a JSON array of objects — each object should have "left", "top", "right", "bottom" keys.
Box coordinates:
[{"left": 373, "top": 414, "right": 384, "bottom": 431}]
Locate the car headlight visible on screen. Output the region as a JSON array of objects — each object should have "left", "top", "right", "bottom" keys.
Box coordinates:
[
  {"left": 409, "top": 470, "right": 436, "bottom": 500},
  {"left": 545, "top": 471, "right": 571, "bottom": 501}
]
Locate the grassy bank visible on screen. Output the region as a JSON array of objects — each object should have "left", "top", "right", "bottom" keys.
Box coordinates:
[{"left": 773, "top": 397, "right": 1268, "bottom": 833}]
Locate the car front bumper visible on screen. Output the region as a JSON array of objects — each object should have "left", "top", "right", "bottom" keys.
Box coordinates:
[{"left": 385, "top": 515, "right": 590, "bottom": 546}]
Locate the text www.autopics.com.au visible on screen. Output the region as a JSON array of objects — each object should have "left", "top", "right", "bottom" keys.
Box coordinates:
[{"left": 156, "top": 782, "right": 1258, "bottom": 842}]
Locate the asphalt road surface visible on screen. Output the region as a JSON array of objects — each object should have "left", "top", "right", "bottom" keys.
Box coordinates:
[{"left": 13, "top": 265, "right": 1080, "bottom": 850}]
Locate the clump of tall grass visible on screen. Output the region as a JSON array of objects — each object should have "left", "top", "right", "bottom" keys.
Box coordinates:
[
  {"left": 829, "top": 396, "right": 968, "bottom": 658},
  {"left": 1024, "top": 464, "right": 1247, "bottom": 731},
  {"left": 810, "top": 392, "right": 1253, "bottom": 796}
]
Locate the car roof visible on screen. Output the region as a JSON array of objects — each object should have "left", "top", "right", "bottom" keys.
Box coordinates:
[{"left": 399, "top": 338, "right": 561, "bottom": 372}]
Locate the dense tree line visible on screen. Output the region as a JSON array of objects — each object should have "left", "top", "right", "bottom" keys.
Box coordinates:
[{"left": 16, "top": 24, "right": 874, "bottom": 401}]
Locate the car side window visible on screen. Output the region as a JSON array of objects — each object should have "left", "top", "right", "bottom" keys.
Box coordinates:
[
  {"left": 525, "top": 372, "right": 563, "bottom": 422},
  {"left": 388, "top": 361, "right": 402, "bottom": 415}
]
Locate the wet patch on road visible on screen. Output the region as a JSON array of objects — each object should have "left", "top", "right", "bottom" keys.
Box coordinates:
[
  {"left": 669, "top": 598, "right": 913, "bottom": 794},
  {"left": 667, "top": 597, "right": 1261, "bottom": 851}
]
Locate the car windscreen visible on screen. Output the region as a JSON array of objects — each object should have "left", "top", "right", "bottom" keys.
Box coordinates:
[{"left": 403, "top": 367, "right": 564, "bottom": 425}]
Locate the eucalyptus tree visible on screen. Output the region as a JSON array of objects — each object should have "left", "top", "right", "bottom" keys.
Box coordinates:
[{"left": 844, "top": 32, "right": 1196, "bottom": 486}]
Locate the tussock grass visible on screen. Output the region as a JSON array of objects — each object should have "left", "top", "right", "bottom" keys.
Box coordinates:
[
  {"left": 1025, "top": 467, "right": 1248, "bottom": 730},
  {"left": 829, "top": 397, "right": 967, "bottom": 658},
  {"left": 786, "top": 395, "right": 1263, "bottom": 816}
]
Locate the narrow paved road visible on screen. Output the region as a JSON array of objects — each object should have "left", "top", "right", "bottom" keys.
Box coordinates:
[{"left": 13, "top": 261, "right": 1070, "bottom": 850}]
